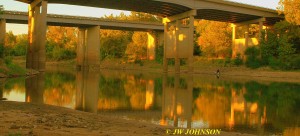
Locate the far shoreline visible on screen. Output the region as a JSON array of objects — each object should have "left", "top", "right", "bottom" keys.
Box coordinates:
[{"left": 1, "top": 58, "right": 300, "bottom": 83}]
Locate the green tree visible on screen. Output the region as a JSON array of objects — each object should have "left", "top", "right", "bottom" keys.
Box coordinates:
[
  {"left": 256, "top": 21, "right": 299, "bottom": 69},
  {"left": 4, "top": 31, "right": 17, "bottom": 56},
  {"left": 100, "top": 30, "right": 131, "bottom": 60},
  {"left": 12, "top": 34, "right": 28, "bottom": 56},
  {"left": 245, "top": 46, "right": 261, "bottom": 69}
]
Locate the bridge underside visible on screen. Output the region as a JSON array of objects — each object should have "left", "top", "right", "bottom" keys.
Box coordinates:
[
  {"left": 195, "top": 9, "right": 281, "bottom": 25},
  {"left": 17, "top": 0, "right": 191, "bottom": 17},
  {"left": 16, "top": 0, "right": 282, "bottom": 25}
]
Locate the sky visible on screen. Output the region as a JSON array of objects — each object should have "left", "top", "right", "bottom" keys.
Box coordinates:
[{"left": 0, "top": 0, "right": 280, "bottom": 34}]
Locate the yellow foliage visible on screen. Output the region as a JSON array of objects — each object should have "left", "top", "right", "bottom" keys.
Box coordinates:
[
  {"left": 47, "top": 26, "right": 78, "bottom": 49},
  {"left": 278, "top": 0, "right": 300, "bottom": 25}
]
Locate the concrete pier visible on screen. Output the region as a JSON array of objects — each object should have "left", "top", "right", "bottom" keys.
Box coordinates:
[{"left": 26, "top": 0, "right": 48, "bottom": 71}]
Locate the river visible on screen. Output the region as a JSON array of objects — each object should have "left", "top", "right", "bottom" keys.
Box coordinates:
[{"left": 1, "top": 67, "right": 299, "bottom": 135}]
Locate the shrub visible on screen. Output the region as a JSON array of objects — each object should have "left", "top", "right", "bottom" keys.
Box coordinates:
[
  {"left": 134, "top": 59, "right": 144, "bottom": 66},
  {"left": 268, "top": 57, "right": 281, "bottom": 69},
  {"left": 245, "top": 57, "right": 261, "bottom": 69},
  {"left": 245, "top": 46, "right": 261, "bottom": 69},
  {"left": 11, "top": 44, "right": 27, "bottom": 56},
  {"left": 4, "top": 56, "right": 12, "bottom": 65},
  {"left": 290, "top": 55, "right": 300, "bottom": 69},
  {"left": 51, "top": 46, "right": 76, "bottom": 60},
  {"left": 233, "top": 53, "right": 243, "bottom": 66},
  {"left": 224, "top": 57, "right": 231, "bottom": 67}
]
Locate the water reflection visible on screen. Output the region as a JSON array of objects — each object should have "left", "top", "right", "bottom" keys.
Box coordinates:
[
  {"left": 2, "top": 78, "right": 26, "bottom": 102},
  {"left": 26, "top": 73, "right": 45, "bottom": 103},
  {"left": 161, "top": 75, "right": 193, "bottom": 128},
  {"left": 2, "top": 70, "right": 300, "bottom": 135},
  {"left": 76, "top": 70, "right": 99, "bottom": 113}
]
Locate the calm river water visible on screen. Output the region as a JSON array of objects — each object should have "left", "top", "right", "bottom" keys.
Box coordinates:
[{"left": 1, "top": 68, "right": 299, "bottom": 135}]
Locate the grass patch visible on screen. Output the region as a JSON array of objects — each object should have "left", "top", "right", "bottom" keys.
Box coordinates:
[
  {"left": 6, "top": 63, "right": 26, "bottom": 76},
  {"left": 0, "top": 57, "right": 26, "bottom": 77},
  {"left": 7, "top": 132, "right": 22, "bottom": 136}
]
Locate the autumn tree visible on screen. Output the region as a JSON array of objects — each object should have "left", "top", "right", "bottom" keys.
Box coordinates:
[
  {"left": 278, "top": 0, "right": 300, "bottom": 25},
  {"left": 125, "top": 32, "right": 148, "bottom": 61},
  {"left": 195, "top": 20, "right": 232, "bottom": 58},
  {"left": 46, "top": 26, "right": 78, "bottom": 60},
  {"left": 100, "top": 12, "right": 160, "bottom": 62},
  {"left": 103, "top": 11, "right": 161, "bottom": 22},
  {"left": 127, "top": 11, "right": 161, "bottom": 22},
  {"left": 124, "top": 12, "right": 160, "bottom": 62}
]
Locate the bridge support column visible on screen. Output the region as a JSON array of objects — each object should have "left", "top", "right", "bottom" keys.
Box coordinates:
[
  {"left": 187, "top": 16, "right": 195, "bottom": 73},
  {"left": 163, "top": 10, "right": 196, "bottom": 73},
  {"left": 174, "top": 20, "right": 180, "bottom": 74},
  {"left": 147, "top": 32, "right": 156, "bottom": 60},
  {"left": 258, "top": 21, "right": 263, "bottom": 43},
  {"left": 26, "top": 0, "right": 48, "bottom": 71},
  {"left": 76, "top": 26, "right": 100, "bottom": 69},
  {"left": 231, "top": 24, "right": 236, "bottom": 58},
  {"left": 147, "top": 31, "right": 164, "bottom": 61},
  {"left": 245, "top": 24, "right": 249, "bottom": 49},
  {"left": 0, "top": 19, "right": 5, "bottom": 45},
  {"left": 0, "top": 19, "right": 5, "bottom": 59},
  {"left": 163, "top": 23, "right": 168, "bottom": 73},
  {"left": 77, "top": 28, "right": 86, "bottom": 69},
  {"left": 157, "top": 31, "right": 164, "bottom": 46}
]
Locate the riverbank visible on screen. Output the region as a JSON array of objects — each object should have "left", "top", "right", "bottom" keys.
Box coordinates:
[
  {"left": 0, "top": 101, "right": 165, "bottom": 136},
  {"left": 0, "top": 101, "right": 256, "bottom": 136},
  {"left": 0, "top": 58, "right": 39, "bottom": 78},
  {"left": 98, "top": 59, "right": 300, "bottom": 83},
  {"left": 5, "top": 57, "right": 300, "bottom": 83}
]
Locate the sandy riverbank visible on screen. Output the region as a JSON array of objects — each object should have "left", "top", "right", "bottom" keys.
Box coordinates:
[
  {"left": 0, "top": 101, "right": 165, "bottom": 136},
  {"left": 0, "top": 101, "right": 257, "bottom": 136}
]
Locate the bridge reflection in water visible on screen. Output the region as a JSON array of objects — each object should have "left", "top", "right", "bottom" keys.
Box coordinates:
[{"left": 1, "top": 69, "right": 299, "bottom": 135}]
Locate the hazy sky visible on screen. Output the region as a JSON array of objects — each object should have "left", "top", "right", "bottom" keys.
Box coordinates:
[{"left": 0, "top": 0, "right": 280, "bottom": 34}]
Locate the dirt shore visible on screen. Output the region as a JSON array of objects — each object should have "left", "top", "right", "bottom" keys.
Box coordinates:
[
  {"left": 0, "top": 101, "right": 165, "bottom": 136},
  {"left": 0, "top": 101, "right": 256, "bottom": 136}
]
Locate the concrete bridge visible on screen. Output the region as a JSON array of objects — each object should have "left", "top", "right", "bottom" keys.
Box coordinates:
[
  {"left": 0, "top": 10, "right": 164, "bottom": 31},
  {"left": 1, "top": 0, "right": 283, "bottom": 73}
]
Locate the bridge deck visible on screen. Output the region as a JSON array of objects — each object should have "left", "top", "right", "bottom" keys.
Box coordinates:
[{"left": 0, "top": 10, "right": 164, "bottom": 31}]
